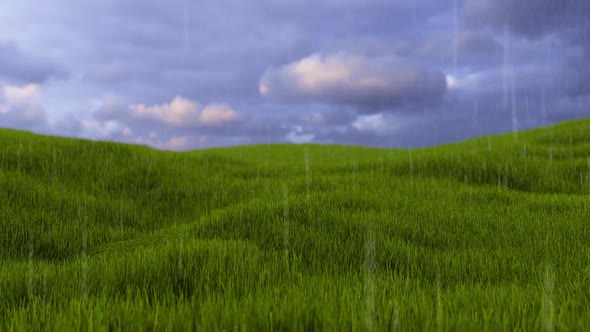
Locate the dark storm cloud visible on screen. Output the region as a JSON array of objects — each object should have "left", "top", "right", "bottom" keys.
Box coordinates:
[
  {"left": 259, "top": 52, "right": 448, "bottom": 113},
  {"left": 27, "top": 0, "right": 452, "bottom": 110},
  {"left": 8, "top": 0, "right": 455, "bottom": 121},
  {"left": 463, "top": 0, "right": 590, "bottom": 98},
  {"left": 560, "top": 55, "right": 590, "bottom": 98},
  {"left": 311, "top": 107, "right": 359, "bottom": 126},
  {"left": 463, "top": 0, "right": 590, "bottom": 38},
  {"left": 561, "top": 32, "right": 590, "bottom": 97},
  {"left": 63, "top": 0, "right": 317, "bottom": 107},
  {"left": 0, "top": 41, "right": 68, "bottom": 84},
  {"left": 257, "top": 0, "right": 449, "bottom": 37},
  {"left": 2, "top": 0, "right": 589, "bottom": 149},
  {"left": 454, "top": 31, "right": 503, "bottom": 55},
  {"left": 413, "top": 30, "right": 503, "bottom": 70}
]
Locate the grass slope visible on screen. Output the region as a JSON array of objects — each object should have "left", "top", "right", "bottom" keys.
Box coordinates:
[{"left": 1, "top": 119, "right": 590, "bottom": 331}]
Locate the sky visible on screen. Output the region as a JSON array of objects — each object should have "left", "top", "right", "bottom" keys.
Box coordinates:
[{"left": 0, "top": 0, "right": 589, "bottom": 150}]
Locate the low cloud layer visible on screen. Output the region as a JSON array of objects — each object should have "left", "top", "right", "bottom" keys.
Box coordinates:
[
  {"left": 96, "top": 96, "right": 239, "bottom": 129},
  {"left": 86, "top": 95, "right": 297, "bottom": 149}
]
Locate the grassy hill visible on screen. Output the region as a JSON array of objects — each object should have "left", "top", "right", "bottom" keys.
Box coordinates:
[{"left": 1, "top": 119, "right": 590, "bottom": 331}]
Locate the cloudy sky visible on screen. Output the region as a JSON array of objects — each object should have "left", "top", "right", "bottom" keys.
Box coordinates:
[{"left": 1, "top": 0, "right": 588, "bottom": 150}]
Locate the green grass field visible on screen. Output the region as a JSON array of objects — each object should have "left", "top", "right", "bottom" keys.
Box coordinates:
[{"left": 1, "top": 118, "right": 590, "bottom": 331}]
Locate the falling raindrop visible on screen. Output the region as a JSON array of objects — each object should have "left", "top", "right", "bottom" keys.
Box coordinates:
[
  {"left": 409, "top": 150, "right": 414, "bottom": 181},
  {"left": 304, "top": 147, "right": 311, "bottom": 200},
  {"left": 282, "top": 184, "right": 289, "bottom": 262},
  {"left": 352, "top": 159, "right": 358, "bottom": 194},
  {"left": 287, "top": 32, "right": 293, "bottom": 62},
  {"left": 364, "top": 222, "right": 375, "bottom": 332},
  {"left": 436, "top": 271, "right": 443, "bottom": 331},
  {"left": 503, "top": 25, "right": 509, "bottom": 109},
  {"left": 52, "top": 148, "right": 57, "bottom": 184},
  {"left": 178, "top": 234, "right": 184, "bottom": 293},
  {"left": 183, "top": 0, "right": 188, "bottom": 68},
  {"left": 17, "top": 141, "right": 21, "bottom": 171},
  {"left": 542, "top": 89, "right": 547, "bottom": 127},
  {"left": 511, "top": 70, "right": 518, "bottom": 139},
  {"left": 526, "top": 94, "right": 531, "bottom": 120},
  {"left": 472, "top": 99, "right": 479, "bottom": 135},
  {"left": 569, "top": 131, "right": 573, "bottom": 158},
  {"left": 542, "top": 264, "right": 555, "bottom": 332},
  {"left": 27, "top": 230, "right": 34, "bottom": 300},
  {"left": 119, "top": 201, "right": 124, "bottom": 237},
  {"left": 453, "top": 0, "right": 459, "bottom": 78},
  {"left": 412, "top": 0, "right": 416, "bottom": 25},
  {"left": 405, "top": 246, "right": 411, "bottom": 290},
  {"left": 81, "top": 220, "right": 88, "bottom": 300},
  {"left": 42, "top": 268, "right": 47, "bottom": 326}
]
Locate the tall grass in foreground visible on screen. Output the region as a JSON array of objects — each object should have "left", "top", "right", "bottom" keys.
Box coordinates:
[{"left": 1, "top": 118, "right": 590, "bottom": 331}]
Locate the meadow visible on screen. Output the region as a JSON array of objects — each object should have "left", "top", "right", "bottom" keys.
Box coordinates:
[{"left": 1, "top": 118, "right": 590, "bottom": 331}]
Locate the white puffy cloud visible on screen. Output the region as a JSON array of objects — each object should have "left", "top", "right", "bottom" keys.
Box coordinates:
[
  {"left": 0, "top": 83, "right": 46, "bottom": 130},
  {"left": 351, "top": 113, "right": 405, "bottom": 135},
  {"left": 2, "top": 84, "right": 41, "bottom": 105},
  {"left": 122, "top": 96, "right": 239, "bottom": 128},
  {"left": 199, "top": 103, "right": 238, "bottom": 125},
  {"left": 259, "top": 52, "right": 447, "bottom": 112},
  {"left": 86, "top": 95, "right": 251, "bottom": 150},
  {"left": 128, "top": 96, "right": 200, "bottom": 126},
  {"left": 285, "top": 125, "right": 314, "bottom": 144}
]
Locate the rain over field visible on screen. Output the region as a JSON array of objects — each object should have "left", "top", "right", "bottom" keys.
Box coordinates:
[{"left": 1, "top": 0, "right": 590, "bottom": 331}]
